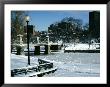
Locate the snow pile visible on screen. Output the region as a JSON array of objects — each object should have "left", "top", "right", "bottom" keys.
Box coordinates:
[{"left": 65, "top": 43, "right": 100, "bottom": 50}]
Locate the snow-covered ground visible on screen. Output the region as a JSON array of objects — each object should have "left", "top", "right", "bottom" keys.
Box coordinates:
[
  {"left": 11, "top": 54, "right": 39, "bottom": 69},
  {"left": 11, "top": 52, "right": 100, "bottom": 77}
]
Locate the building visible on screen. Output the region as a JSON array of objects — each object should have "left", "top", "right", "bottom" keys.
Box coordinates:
[{"left": 89, "top": 11, "right": 100, "bottom": 39}]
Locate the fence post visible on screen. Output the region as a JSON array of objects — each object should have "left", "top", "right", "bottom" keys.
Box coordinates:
[
  {"left": 44, "top": 45, "right": 50, "bottom": 54},
  {"left": 34, "top": 45, "right": 40, "bottom": 55},
  {"left": 16, "top": 45, "right": 22, "bottom": 55}
]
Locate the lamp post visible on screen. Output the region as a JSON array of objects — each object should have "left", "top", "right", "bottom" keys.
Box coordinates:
[{"left": 25, "top": 15, "right": 30, "bottom": 65}]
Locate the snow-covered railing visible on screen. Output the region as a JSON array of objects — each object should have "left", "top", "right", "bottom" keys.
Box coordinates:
[
  {"left": 38, "top": 58, "right": 50, "bottom": 64},
  {"left": 11, "top": 59, "right": 56, "bottom": 77},
  {"left": 11, "top": 65, "right": 38, "bottom": 77},
  {"left": 64, "top": 49, "right": 100, "bottom": 53}
]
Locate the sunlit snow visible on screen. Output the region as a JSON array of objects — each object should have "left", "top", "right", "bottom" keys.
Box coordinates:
[{"left": 11, "top": 52, "right": 100, "bottom": 77}]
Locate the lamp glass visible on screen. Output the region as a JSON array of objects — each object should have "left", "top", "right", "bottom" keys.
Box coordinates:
[{"left": 25, "top": 16, "right": 30, "bottom": 21}]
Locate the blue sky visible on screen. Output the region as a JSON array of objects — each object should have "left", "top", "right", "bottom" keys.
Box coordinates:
[{"left": 28, "top": 11, "right": 89, "bottom": 31}]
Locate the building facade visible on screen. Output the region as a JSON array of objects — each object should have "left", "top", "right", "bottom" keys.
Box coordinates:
[{"left": 89, "top": 11, "right": 100, "bottom": 39}]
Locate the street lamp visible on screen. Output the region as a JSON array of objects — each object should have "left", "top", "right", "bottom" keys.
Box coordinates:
[{"left": 25, "top": 15, "right": 30, "bottom": 65}]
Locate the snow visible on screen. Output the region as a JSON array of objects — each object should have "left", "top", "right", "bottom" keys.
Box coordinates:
[
  {"left": 11, "top": 52, "right": 100, "bottom": 77},
  {"left": 65, "top": 43, "right": 100, "bottom": 50},
  {"left": 11, "top": 54, "right": 39, "bottom": 70}
]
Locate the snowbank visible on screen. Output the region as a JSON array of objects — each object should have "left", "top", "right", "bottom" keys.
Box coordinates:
[{"left": 65, "top": 43, "right": 100, "bottom": 50}]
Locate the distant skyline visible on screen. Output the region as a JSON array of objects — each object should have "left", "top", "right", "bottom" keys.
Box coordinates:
[{"left": 28, "top": 11, "right": 90, "bottom": 31}]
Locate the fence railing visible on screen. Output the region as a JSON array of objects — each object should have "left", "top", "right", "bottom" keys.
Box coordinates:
[{"left": 11, "top": 59, "right": 57, "bottom": 77}]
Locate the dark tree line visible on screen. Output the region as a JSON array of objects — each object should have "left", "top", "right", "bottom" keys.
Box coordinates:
[{"left": 48, "top": 17, "right": 89, "bottom": 43}]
